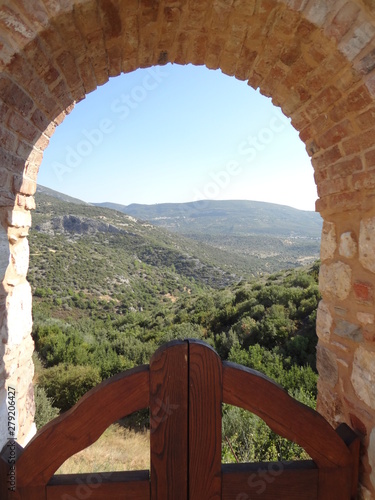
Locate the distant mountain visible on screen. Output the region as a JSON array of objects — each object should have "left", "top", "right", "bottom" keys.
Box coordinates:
[
  {"left": 94, "top": 199, "right": 322, "bottom": 237},
  {"left": 94, "top": 199, "right": 322, "bottom": 268},
  {"left": 36, "top": 185, "right": 90, "bottom": 205},
  {"left": 33, "top": 187, "right": 322, "bottom": 281},
  {"left": 30, "top": 191, "right": 252, "bottom": 310}
]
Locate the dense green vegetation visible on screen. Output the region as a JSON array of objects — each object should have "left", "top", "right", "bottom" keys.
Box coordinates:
[
  {"left": 32, "top": 263, "right": 320, "bottom": 460},
  {"left": 30, "top": 189, "right": 321, "bottom": 463}
]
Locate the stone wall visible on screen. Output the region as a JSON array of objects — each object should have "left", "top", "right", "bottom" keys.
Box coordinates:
[{"left": 1, "top": 0, "right": 375, "bottom": 495}]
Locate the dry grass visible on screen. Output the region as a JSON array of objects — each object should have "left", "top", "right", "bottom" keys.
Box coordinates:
[{"left": 56, "top": 424, "right": 150, "bottom": 474}]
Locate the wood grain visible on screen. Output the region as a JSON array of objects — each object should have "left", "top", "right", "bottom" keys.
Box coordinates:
[
  {"left": 223, "top": 361, "right": 352, "bottom": 469},
  {"left": 150, "top": 340, "right": 188, "bottom": 500},
  {"left": 335, "top": 423, "right": 361, "bottom": 499},
  {"left": 222, "top": 461, "right": 318, "bottom": 500},
  {"left": 15, "top": 364, "right": 149, "bottom": 488},
  {"left": 46, "top": 470, "right": 150, "bottom": 500},
  {"left": 2, "top": 340, "right": 360, "bottom": 500},
  {"left": 188, "top": 340, "right": 222, "bottom": 500}
]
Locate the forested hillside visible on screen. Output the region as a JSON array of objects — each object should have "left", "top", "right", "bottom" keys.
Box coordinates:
[
  {"left": 95, "top": 198, "right": 322, "bottom": 270},
  {"left": 29, "top": 188, "right": 321, "bottom": 464}
]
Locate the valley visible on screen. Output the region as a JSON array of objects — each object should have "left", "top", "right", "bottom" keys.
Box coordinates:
[{"left": 30, "top": 186, "right": 322, "bottom": 468}]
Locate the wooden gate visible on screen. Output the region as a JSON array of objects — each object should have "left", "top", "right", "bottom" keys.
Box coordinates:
[{"left": 1, "top": 339, "right": 359, "bottom": 499}]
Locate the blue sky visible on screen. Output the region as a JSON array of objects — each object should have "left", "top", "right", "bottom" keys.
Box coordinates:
[{"left": 38, "top": 63, "right": 318, "bottom": 211}]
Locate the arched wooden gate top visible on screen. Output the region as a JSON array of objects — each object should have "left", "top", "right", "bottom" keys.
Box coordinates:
[{"left": 0, "top": 339, "right": 359, "bottom": 499}]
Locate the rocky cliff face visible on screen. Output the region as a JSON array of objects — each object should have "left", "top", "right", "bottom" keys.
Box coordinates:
[{"left": 34, "top": 215, "right": 122, "bottom": 236}]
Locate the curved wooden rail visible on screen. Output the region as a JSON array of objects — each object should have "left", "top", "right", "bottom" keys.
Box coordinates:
[
  {"left": 0, "top": 339, "right": 359, "bottom": 500},
  {"left": 223, "top": 361, "right": 351, "bottom": 469},
  {"left": 16, "top": 364, "right": 149, "bottom": 487}
]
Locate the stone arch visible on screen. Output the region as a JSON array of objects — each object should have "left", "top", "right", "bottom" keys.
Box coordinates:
[{"left": 1, "top": 0, "right": 375, "bottom": 495}]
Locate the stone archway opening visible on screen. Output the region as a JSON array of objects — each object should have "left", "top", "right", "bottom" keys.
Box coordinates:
[
  {"left": 1, "top": 0, "right": 375, "bottom": 495},
  {"left": 37, "top": 63, "right": 317, "bottom": 211},
  {"left": 31, "top": 62, "right": 322, "bottom": 476}
]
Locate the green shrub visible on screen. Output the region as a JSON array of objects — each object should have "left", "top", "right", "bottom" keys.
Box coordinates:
[
  {"left": 38, "top": 364, "right": 102, "bottom": 412},
  {"left": 34, "top": 385, "right": 60, "bottom": 429},
  {"left": 222, "top": 404, "right": 310, "bottom": 463}
]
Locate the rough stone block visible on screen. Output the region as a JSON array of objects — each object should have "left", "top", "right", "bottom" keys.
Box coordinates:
[
  {"left": 317, "top": 119, "right": 353, "bottom": 149},
  {"left": 346, "top": 84, "right": 373, "bottom": 112},
  {"left": 12, "top": 174, "right": 37, "bottom": 196},
  {"left": 329, "top": 156, "right": 362, "bottom": 179},
  {"left": 316, "top": 379, "right": 343, "bottom": 426},
  {"left": 357, "top": 108, "right": 375, "bottom": 132},
  {"left": 319, "top": 261, "right": 352, "bottom": 300},
  {"left": 329, "top": 191, "right": 362, "bottom": 214},
  {"left": 307, "top": 86, "right": 342, "bottom": 120},
  {"left": 353, "top": 171, "right": 375, "bottom": 191},
  {"left": 303, "top": 0, "right": 337, "bottom": 27},
  {"left": 320, "top": 221, "right": 336, "bottom": 260},
  {"left": 334, "top": 319, "right": 363, "bottom": 342},
  {"left": 318, "top": 177, "right": 347, "bottom": 197},
  {"left": 339, "top": 20, "right": 375, "bottom": 61},
  {"left": 339, "top": 231, "right": 357, "bottom": 258},
  {"left": 354, "top": 281, "right": 373, "bottom": 303},
  {"left": 7, "top": 209, "right": 31, "bottom": 228},
  {"left": 334, "top": 306, "right": 347, "bottom": 317},
  {"left": 317, "top": 344, "right": 339, "bottom": 387},
  {"left": 10, "top": 236, "right": 29, "bottom": 277},
  {"left": 351, "top": 346, "right": 375, "bottom": 410},
  {"left": 325, "top": 2, "right": 360, "bottom": 42},
  {"left": 30, "top": 108, "right": 50, "bottom": 132},
  {"left": 359, "top": 217, "right": 375, "bottom": 273},
  {"left": 357, "top": 312, "right": 374, "bottom": 325},
  {"left": 0, "top": 224, "right": 10, "bottom": 282},
  {"left": 343, "top": 131, "right": 375, "bottom": 155},
  {"left": 0, "top": 147, "right": 24, "bottom": 173},
  {"left": 0, "top": 77, "right": 34, "bottom": 117},
  {"left": 0, "top": 125, "right": 17, "bottom": 152},
  {"left": 8, "top": 112, "right": 39, "bottom": 143},
  {"left": 316, "top": 300, "right": 332, "bottom": 341},
  {"left": 25, "top": 196, "right": 36, "bottom": 211},
  {"left": 365, "top": 72, "right": 375, "bottom": 99},
  {"left": 312, "top": 145, "right": 342, "bottom": 170},
  {"left": 365, "top": 148, "right": 375, "bottom": 169},
  {"left": 0, "top": 282, "right": 32, "bottom": 346}
]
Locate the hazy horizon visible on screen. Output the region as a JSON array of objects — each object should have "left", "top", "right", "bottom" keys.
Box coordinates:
[
  {"left": 37, "top": 64, "right": 318, "bottom": 211},
  {"left": 38, "top": 183, "right": 319, "bottom": 214}
]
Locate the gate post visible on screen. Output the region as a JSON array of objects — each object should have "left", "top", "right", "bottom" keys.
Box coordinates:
[
  {"left": 150, "top": 340, "right": 188, "bottom": 499},
  {"left": 149, "top": 339, "right": 223, "bottom": 499}
]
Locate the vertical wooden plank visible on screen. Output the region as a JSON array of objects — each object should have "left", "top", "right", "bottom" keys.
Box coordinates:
[
  {"left": 349, "top": 438, "right": 360, "bottom": 499},
  {"left": 188, "top": 340, "right": 222, "bottom": 500},
  {"left": 318, "top": 467, "right": 351, "bottom": 499},
  {"left": 335, "top": 423, "right": 361, "bottom": 499},
  {"left": 150, "top": 341, "right": 188, "bottom": 500}
]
